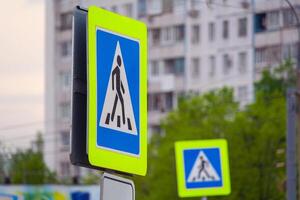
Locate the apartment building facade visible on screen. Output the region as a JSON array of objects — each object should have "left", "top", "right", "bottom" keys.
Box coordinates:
[
  {"left": 254, "top": 0, "right": 300, "bottom": 79},
  {"left": 46, "top": 0, "right": 255, "bottom": 178},
  {"left": 145, "top": 0, "right": 254, "bottom": 136}
]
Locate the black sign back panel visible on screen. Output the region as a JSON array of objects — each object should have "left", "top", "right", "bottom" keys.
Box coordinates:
[
  {"left": 70, "top": 6, "right": 90, "bottom": 168},
  {"left": 70, "top": 6, "right": 133, "bottom": 176},
  {"left": 70, "top": 6, "right": 105, "bottom": 171}
]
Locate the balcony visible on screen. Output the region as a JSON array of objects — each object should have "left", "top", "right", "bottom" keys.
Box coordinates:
[
  {"left": 149, "top": 43, "right": 185, "bottom": 59},
  {"left": 148, "top": 74, "right": 184, "bottom": 93},
  {"left": 148, "top": 74, "right": 175, "bottom": 93},
  {"left": 255, "top": 31, "right": 281, "bottom": 47},
  {"left": 255, "top": 28, "right": 299, "bottom": 47},
  {"left": 255, "top": 1, "right": 282, "bottom": 12}
]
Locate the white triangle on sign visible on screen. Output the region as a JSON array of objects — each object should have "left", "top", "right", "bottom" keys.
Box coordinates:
[
  {"left": 187, "top": 151, "right": 220, "bottom": 183},
  {"left": 99, "top": 41, "right": 137, "bottom": 135}
]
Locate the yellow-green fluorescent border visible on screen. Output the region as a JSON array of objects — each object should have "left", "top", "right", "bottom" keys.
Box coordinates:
[
  {"left": 87, "top": 6, "right": 147, "bottom": 176},
  {"left": 175, "top": 139, "right": 231, "bottom": 197}
]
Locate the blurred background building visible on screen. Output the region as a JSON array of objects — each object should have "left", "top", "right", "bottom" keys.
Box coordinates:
[
  {"left": 254, "top": 0, "right": 300, "bottom": 79},
  {"left": 145, "top": 0, "right": 254, "bottom": 136},
  {"left": 45, "top": 0, "right": 300, "bottom": 180}
]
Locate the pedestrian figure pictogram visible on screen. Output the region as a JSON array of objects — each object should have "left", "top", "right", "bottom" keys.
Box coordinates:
[
  {"left": 197, "top": 156, "right": 215, "bottom": 180},
  {"left": 99, "top": 41, "right": 137, "bottom": 135},
  {"left": 187, "top": 151, "right": 220, "bottom": 183},
  {"left": 111, "top": 55, "right": 126, "bottom": 126}
]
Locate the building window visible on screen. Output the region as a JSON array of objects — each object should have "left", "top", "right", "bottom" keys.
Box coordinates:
[
  {"left": 60, "top": 131, "right": 70, "bottom": 146},
  {"left": 208, "top": 22, "right": 215, "bottom": 41},
  {"left": 191, "top": 0, "right": 201, "bottom": 10},
  {"left": 282, "top": 43, "right": 298, "bottom": 60},
  {"left": 123, "top": 3, "right": 133, "bottom": 17},
  {"left": 255, "top": 48, "right": 266, "bottom": 64},
  {"left": 164, "top": 58, "right": 185, "bottom": 75},
  {"left": 151, "top": 28, "right": 161, "bottom": 46},
  {"left": 255, "top": 13, "right": 267, "bottom": 33},
  {"left": 191, "top": 24, "right": 200, "bottom": 44},
  {"left": 60, "top": 12, "right": 73, "bottom": 31},
  {"left": 148, "top": 92, "right": 174, "bottom": 112},
  {"left": 148, "top": 0, "right": 162, "bottom": 15},
  {"left": 255, "top": 46, "right": 281, "bottom": 64},
  {"left": 174, "top": 58, "right": 185, "bottom": 75},
  {"left": 162, "top": 27, "right": 173, "bottom": 44},
  {"left": 209, "top": 55, "right": 216, "bottom": 77},
  {"left": 150, "top": 60, "right": 159, "bottom": 76},
  {"left": 191, "top": 58, "right": 200, "bottom": 78},
  {"left": 60, "top": 103, "right": 70, "bottom": 119},
  {"left": 150, "top": 125, "right": 162, "bottom": 135},
  {"left": 174, "top": 0, "right": 185, "bottom": 13},
  {"left": 267, "top": 11, "right": 280, "bottom": 30},
  {"left": 111, "top": 5, "right": 118, "bottom": 13},
  {"left": 268, "top": 46, "right": 281, "bottom": 63},
  {"left": 148, "top": 93, "right": 162, "bottom": 111},
  {"left": 60, "top": 41, "right": 72, "bottom": 57},
  {"left": 238, "top": 52, "right": 248, "bottom": 74},
  {"left": 60, "top": 162, "right": 70, "bottom": 177},
  {"left": 283, "top": 9, "right": 298, "bottom": 27},
  {"left": 174, "top": 25, "right": 185, "bottom": 42},
  {"left": 162, "top": 0, "right": 173, "bottom": 13},
  {"left": 237, "top": 86, "right": 248, "bottom": 101},
  {"left": 165, "top": 92, "right": 173, "bottom": 111},
  {"left": 223, "top": 20, "right": 229, "bottom": 39},
  {"left": 223, "top": 54, "right": 233, "bottom": 75},
  {"left": 59, "top": 70, "right": 71, "bottom": 90},
  {"left": 138, "top": 0, "right": 147, "bottom": 17},
  {"left": 238, "top": 18, "right": 247, "bottom": 37}
]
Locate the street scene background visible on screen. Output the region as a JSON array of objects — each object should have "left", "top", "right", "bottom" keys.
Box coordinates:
[{"left": 0, "top": 0, "right": 299, "bottom": 199}]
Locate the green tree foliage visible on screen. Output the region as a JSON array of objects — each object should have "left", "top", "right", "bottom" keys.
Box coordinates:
[
  {"left": 134, "top": 61, "right": 292, "bottom": 200},
  {"left": 81, "top": 172, "right": 101, "bottom": 185},
  {"left": 255, "top": 59, "right": 296, "bottom": 95},
  {"left": 0, "top": 142, "right": 5, "bottom": 183},
  {"left": 9, "top": 133, "right": 57, "bottom": 184}
]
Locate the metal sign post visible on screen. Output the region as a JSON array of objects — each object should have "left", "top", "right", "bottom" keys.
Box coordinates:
[
  {"left": 286, "top": 89, "right": 297, "bottom": 200},
  {"left": 100, "top": 173, "right": 135, "bottom": 200}
]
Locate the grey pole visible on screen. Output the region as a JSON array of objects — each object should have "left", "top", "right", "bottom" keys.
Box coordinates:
[
  {"left": 201, "top": 197, "right": 207, "bottom": 200},
  {"left": 286, "top": 88, "right": 297, "bottom": 200},
  {"left": 281, "top": 1, "right": 300, "bottom": 199}
]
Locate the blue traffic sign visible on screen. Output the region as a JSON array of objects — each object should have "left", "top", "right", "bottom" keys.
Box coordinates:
[
  {"left": 96, "top": 28, "right": 140, "bottom": 155},
  {"left": 175, "top": 140, "right": 231, "bottom": 197},
  {"left": 184, "top": 148, "right": 222, "bottom": 189},
  {"left": 87, "top": 7, "right": 147, "bottom": 175}
]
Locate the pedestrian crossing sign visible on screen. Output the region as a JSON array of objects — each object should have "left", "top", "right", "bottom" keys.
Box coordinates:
[
  {"left": 87, "top": 6, "right": 147, "bottom": 176},
  {"left": 175, "top": 139, "right": 231, "bottom": 197}
]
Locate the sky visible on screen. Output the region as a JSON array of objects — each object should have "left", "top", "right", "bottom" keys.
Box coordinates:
[{"left": 0, "top": 0, "right": 45, "bottom": 151}]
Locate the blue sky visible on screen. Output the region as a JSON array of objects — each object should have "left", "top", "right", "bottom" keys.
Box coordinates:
[{"left": 0, "top": 0, "right": 44, "bottom": 150}]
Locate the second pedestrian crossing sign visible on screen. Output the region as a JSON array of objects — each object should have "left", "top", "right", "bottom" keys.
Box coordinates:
[
  {"left": 87, "top": 6, "right": 147, "bottom": 176},
  {"left": 175, "top": 139, "right": 231, "bottom": 197}
]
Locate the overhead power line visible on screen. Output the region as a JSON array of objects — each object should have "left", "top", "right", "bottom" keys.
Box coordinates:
[{"left": 0, "top": 119, "right": 61, "bottom": 132}]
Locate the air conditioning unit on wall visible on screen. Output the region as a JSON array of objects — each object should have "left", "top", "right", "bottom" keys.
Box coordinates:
[
  {"left": 241, "top": 0, "right": 250, "bottom": 9},
  {"left": 188, "top": 9, "right": 199, "bottom": 18}
]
